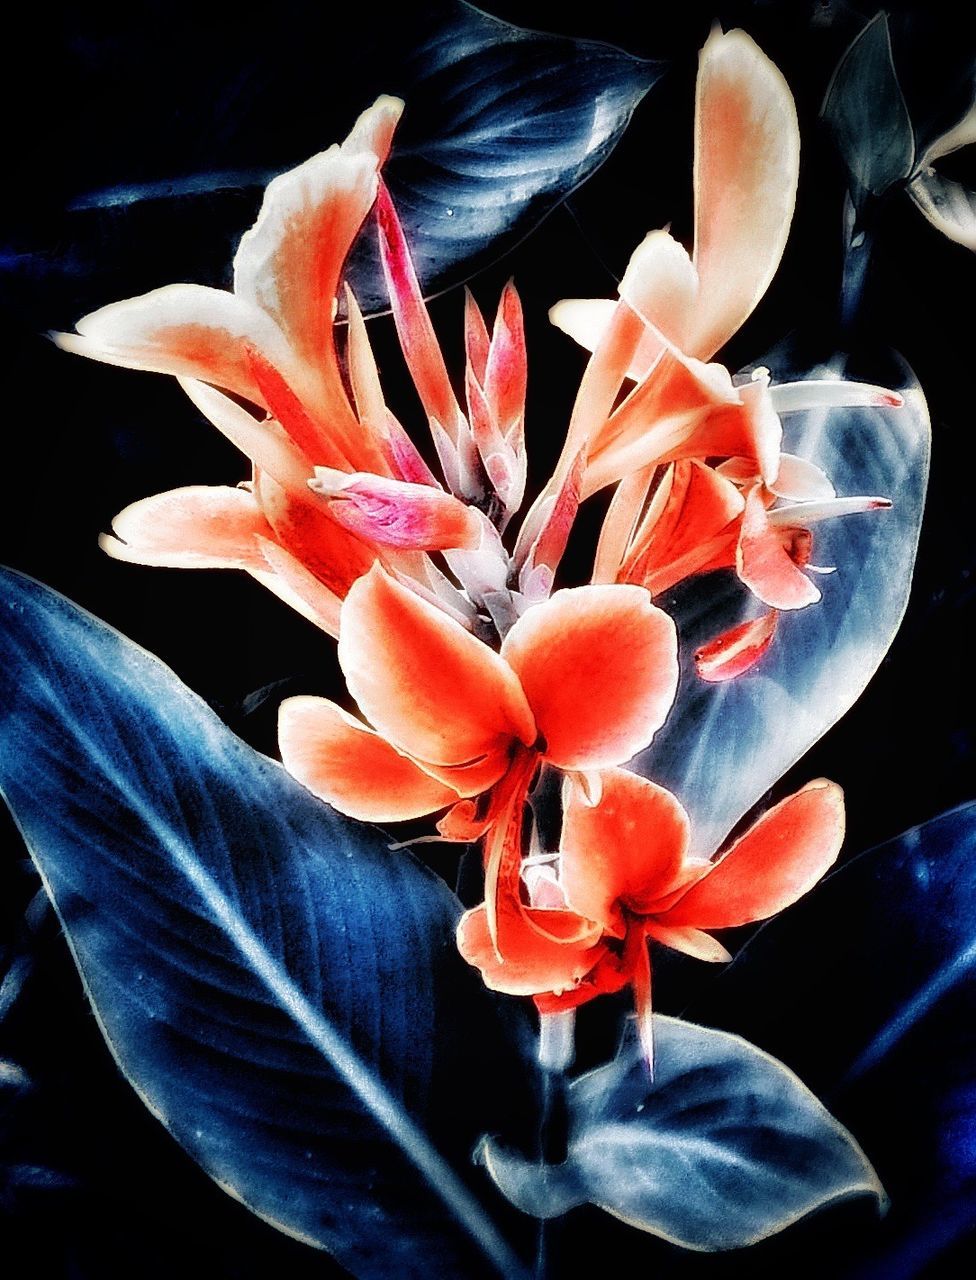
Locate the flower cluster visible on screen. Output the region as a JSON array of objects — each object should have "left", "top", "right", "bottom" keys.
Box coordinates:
[{"left": 58, "top": 29, "right": 899, "bottom": 1057}]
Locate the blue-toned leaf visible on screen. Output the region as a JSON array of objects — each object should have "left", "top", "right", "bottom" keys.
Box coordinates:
[
  {"left": 689, "top": 802, "right": 976, "bottom": 1276},
  {"left": 908, "top": 170, "right": 976, "bottom": 250},
  {"left": 483, "top": 1016, "right": 883, "bottom": 1247},
  {"left": 637, "top": 347, "right": 930, "bottom": 854},
  {"left": 822, "top": 12, "right": 916, "bottom": 212},
  {"left": 5, "top": 2, "right": 659, "bottom": 323},
  {"left": 0, "top": 569, "right": 529, "bottom": 1280}
]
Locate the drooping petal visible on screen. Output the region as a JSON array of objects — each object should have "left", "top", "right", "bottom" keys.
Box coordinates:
[
  {"left": 456, "top": 902, "right": 605, "bottom": 997},
  {"left": 664, "top": 779, "right": 845, "bottom": 929},
  {"left": 694, "top": 610, "right": 778, "bottom": 683},
  {"left": 736, "top": 486, "right": 822, "bottom": 610},
  {"left": 57, "top": 285, "right": 294, "bottom": 406},
  {"left": 691, "top": 28, "right": 800, "bottom": 359},
  {"left": 768, "top": 380, "right": 903, "bottom": 415},
  {"left": 560, "top": 769, "right": 692, "bottom": 935},
  {"left": 253, "top": 538, "right": 343, "bottom": 637},
  {"left": 338, "top": 564, "right": 536, "bottom": 772},
  {"left": 644, "top": 920, "right": 732, "bottom": 962},
  {"left": 501, "top": 586, "right": 678, "bottom": 771},
  {"left": 278, "top": 696, "right": 458, "bottom": 822},
  {"left": 99, "top": 486, "right": 271, "bottom": 569},
  {"left": 308, "top": 468, "right": 483, "bottom": 551}
]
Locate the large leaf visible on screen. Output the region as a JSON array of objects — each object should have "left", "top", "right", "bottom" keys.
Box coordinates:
[
  {"left": 822, "top": 12, "right": 916, "bottom": 214},
  {"left": 636, "top": 347, "right": 930, "bottom": 854},
  {"left": 0, "top": 568, "right": 530, "bottom": 1280},
  {"left": 481, "top": 1016, "right": 883, "bottom": 1248},
  {"left": 689, "top": 801, "right": 976, "bottom": 1275},
  {"left": 4, "top": 2, "right": 659, "bottom": 324}
]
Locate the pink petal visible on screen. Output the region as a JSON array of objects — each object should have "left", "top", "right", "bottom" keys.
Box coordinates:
[
  {"left": 100, "top": 486, "right": 271, "bottom": 569},
  {"left": 694, "top": 610, "right": 778, "bottom": 682},
  {"left": 691, "top": 29, "right": 800, "bottom": 359},
  {"left": 665, "top": 779, "right": 845, "bottom": 928},
  {"left": 308, "top": 468, "right": 483, "bottom": 550},
  {"left": 736, "top": 486, "right": 821, "bottom": 610},
  {"left": 501, "top": 586, "right": 678, "bottom": 771},
  {"left": 485, "top": 281, "right": 527, "bottom": 435}
]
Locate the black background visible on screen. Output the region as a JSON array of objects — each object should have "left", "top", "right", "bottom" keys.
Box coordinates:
[{"left": 1, "top": 2, "right": 975, "bottom": 1275}]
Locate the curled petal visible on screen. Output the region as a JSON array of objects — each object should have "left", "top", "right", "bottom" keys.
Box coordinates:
[
  {"left": 560, "top": 769, "right": 692, "bottom": 935},
  {"left": 737, "top": 487, "right": 821, "bottom": 610},
  {"left": 278, "top": 696, "right": 458, "bottom": 822},
  {"left": 309, "top": 468, "right": 483, "bottom": 550},
  {"left": 691, "top": 28, "right": 800, "bottom": 359},
  {"left": 766, "top": 453, "right": 836, "bottom": 503},
  {"left": 338, "top": 564, "right": 536, "bottom": 770},
  {"left": 644, "top": 920, "right": 732, "bottom": 962},
  {"left": 456, "top": 902, "right": 605, "bottom": 998},
  {"left": 665, "top": 779, "right": 845, "bottom": 929},
  {"left": 616, "top": 228, "right": 700, "bottom": 355},
  {"left": 694, "top": 610, "right": 778, "bottom": 683},
  {"left": 99, "top": 486, "right": 271, "bottom": 569},
  {"left": 502, "top": 586, "right": 679, "bottom": 771},
  {"left": 57, "top": 284, "right": 293, "bottom": 406}
]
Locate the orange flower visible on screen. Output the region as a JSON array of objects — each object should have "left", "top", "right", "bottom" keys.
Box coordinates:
[{"left": 458, "top": 768, "right": 845, "bottom": 1063}]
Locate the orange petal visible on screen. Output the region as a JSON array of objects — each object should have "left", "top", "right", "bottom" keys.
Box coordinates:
[
  {"left": 665, "top": 779, "right": 845, "bottom": 929},
  {"left": 278, "top": 695, "right": 458, "bottom": 822},
  {"left": 58, "top": 284, "right": 293, "bottom": 406},
  {"left": 501, "top": 586, "right": 678, "bottom": 770},
  {"left": 99, "top": 486, "right": 271, "bottom": 569},
  {"left": 253, "top": 538, "right": 343, "bottom": 637},
  {"left": 338, "top": 564, "right": 536, "bottom": 771},
  {"left": 456, "top": 902, "right": 605, "bottom": 997},
  {"left": 691, "top": 29, "right": 800, "bottom": 359},
  {"left": 341, "top": 94, "right": 404, "bottom": 167},
  {"left": 736, "top": 486, "right": 821, "bottom": 610},
  {"left": 560, "top": 769, "right": 692, "bottom": 934},
  {"left": 694, "top": 610, "right": 778, "bottom": 682},
  {"left": 485, "top": 281, "right": 527, "bottom": 435}
]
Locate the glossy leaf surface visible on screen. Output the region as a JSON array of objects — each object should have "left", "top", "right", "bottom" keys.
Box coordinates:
[{"left": 0, "top": 569, "right": 528, "bottom": 1280}]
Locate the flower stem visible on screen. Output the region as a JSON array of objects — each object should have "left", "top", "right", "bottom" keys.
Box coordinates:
[{"left": 534, "top": 1011, "right": 575, "bottom": 1279}]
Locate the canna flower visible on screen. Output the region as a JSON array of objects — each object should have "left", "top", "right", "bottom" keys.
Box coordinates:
[
  {"left": 54, "top": 96, "right": 490, "bottom": 634},
  {"left": 279, "top": 563, "right": 679, "bottom": 934},
  {"left": 458, "top": 768, "right": 845, "bottom": 1063}
]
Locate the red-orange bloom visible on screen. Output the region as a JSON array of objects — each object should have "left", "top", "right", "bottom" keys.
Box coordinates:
[{"left": 458, "top": 768, "right": 845, "bottom": 1063}]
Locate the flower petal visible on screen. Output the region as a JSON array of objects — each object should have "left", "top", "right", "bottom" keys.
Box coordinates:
[
  {"left": 502, "top": 586, "right": 678, "bottom": 770},
  {"left": 59, "top": 284, "right": 293, "bottom": 405},
  {"left": 278, "top": 696, "right": 458, "bottom": 822},
  {"left": 694, "top": 610, "right": 778, "bottom": 683},
  {"left": 665, "top": 779, "right": 845, "bottom": 928},
  {"left": 99, "top": 486, "right": 271, "bottom": 569},
  {"left": 309, "top": 468, "right": 483, "bottom": 551},
  {"left": 560, "top": 769, "right": 692, "bottom": 933},
  {"left": 253, "top": 538, "right": 343, "bottom": 637},
  {"left": 456, "top": 903, "right": 605, "bottom": 997},
  {"left": 736, "top": 487, "right": 821, "bottom": 610},
  {"left": 691, "top": 29, "right": 800, "bottom": 359},
  {"left": 338, "top": 564, "right": 536, "bottom": 771},
  {"left": 644, "top": 921, "right": 732, "bottom": 962}
]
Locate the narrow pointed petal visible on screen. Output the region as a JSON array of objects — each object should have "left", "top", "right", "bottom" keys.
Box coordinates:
[
  {"left": 665, "top": 779, "right": 845, "bottom": 929},
  {"left": 309, "top": 468, "right": 483, "bottom": 550},
  {"left": 58, "top": 285, "right": 293, "bottom": 405},
  {"left": 644, "top": 921, "right": 732, "bottom": 962},
  {"left": 179, "top": 378, "right": 312, "bottom": 495},
  {"left": 769, "top": 380, "right": 903, "bottom": 415},
  {"left": 485, "top": 281, "right": 527, "bottom": 434},
  {"left": 100, "top": 486, "right": 271, "bottom": 569},
  {"left": 591, "top": 465, "right": 655, "bottom": 585},
  {"left": 766, "top": 495, "right": 892, "bottom": 527},
  {"left": 561, "top": 769, "right": 692, "bottom": 934},
  {"left": 456, "top": 903, "right": 605, "bottom": 998},
  {"left": 338, "top": 564, "right": 536, "bottom": 770},
  {"left": 464, "top": 288, "right": 491, "bottom": 386},
  {"left": 233, "top": 140, "right": 381, "bottom": 375},
  {"left": 278, "top": 696, "right": 458, "bottom": 822},
  {"left": 519, "top": 448, "right": 586, "bottom": 594},
  {"left": 691, "top": 29, "right": 800, "bottom": 359},
  {"left": 502, "top": 586, "right": 678, "bottom": 771},
  {"left": 341, "top": 94, "right": 404, "bottom": 167},
  {"left": 737, "top": 487, "right": 821, "bottom": 610},
  {"left": 254, "top": 538, "right": 343, "bottom": 637},
  {"left": 344, "top": 284, "right": 389, "bottom": 428},
  {"left": 694, "top": 611, "right": 778, "bottom": 683},
  {"left": 383, "top": 411, "right": 441, "bottom": 489},
  {"left": 375, "top": 183, "right": 464, "bottom": 438}
]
